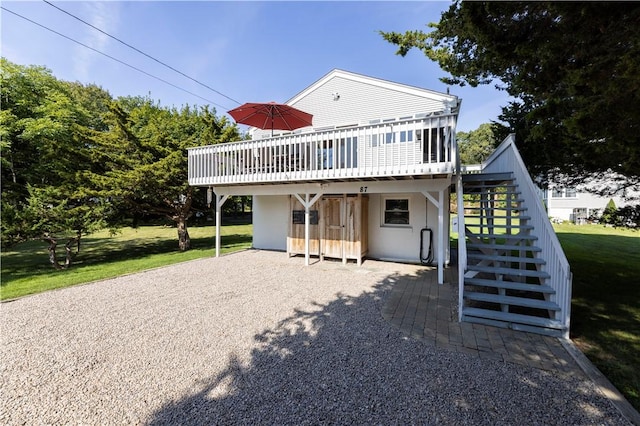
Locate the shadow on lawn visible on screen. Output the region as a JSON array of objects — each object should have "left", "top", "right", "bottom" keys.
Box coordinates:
[
  {"left": 0, "top": 233, "right": 252, "bottom": 283},
  {"left": 555, "top": 231, "right": 639, "bottom": 341},
  {"left": 145, "top": 270, "right": 620, "bottom": 425},
  {"left": 555, "top": 231, "right": 640, "bottom": 409}
]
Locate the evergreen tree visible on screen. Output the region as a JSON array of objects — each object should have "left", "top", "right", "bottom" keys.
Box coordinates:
[
  {"left": 382, "top": 2, "right": 640, "bottom": 198},
  {"left": 88, "top": 97, "right": 240, "bottom": 251}
]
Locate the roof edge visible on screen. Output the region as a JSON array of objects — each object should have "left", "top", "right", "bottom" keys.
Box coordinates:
[{"left": 286, "top": 69, "right": 459, "bottom": 107}]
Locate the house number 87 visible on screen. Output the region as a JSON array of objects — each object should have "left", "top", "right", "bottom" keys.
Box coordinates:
[{"left": 360, "top": 186, "right": 368, "bottom": 193}]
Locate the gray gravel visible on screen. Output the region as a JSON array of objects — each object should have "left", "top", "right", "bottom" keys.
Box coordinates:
[{"left": 1, "top": 250, "right": 627, "bottom": 425}]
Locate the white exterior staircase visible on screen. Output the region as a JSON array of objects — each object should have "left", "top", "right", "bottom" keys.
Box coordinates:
[{"left": 457, "top": 136, "right": 572, "bottom": 338}]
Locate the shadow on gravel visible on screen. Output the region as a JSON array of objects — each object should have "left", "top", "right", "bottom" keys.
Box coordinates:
[{"left": 146, "top": 269, "right": 622, "bottom": 425}]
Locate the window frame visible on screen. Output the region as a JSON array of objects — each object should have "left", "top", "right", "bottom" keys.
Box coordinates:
[{"left": 382, "top": 197, "right": 410, "bottom": 227}]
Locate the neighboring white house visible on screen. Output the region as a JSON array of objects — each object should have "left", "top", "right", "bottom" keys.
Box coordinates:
[{"left": 542, "top": 182, "right": 636, "bottom": 223}]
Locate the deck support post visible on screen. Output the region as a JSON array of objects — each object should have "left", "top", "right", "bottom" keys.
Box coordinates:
[
  {"left": 215, "top": 193, "right": 229, "bottom": 258},
  {"left": 293, "top": 192, "right": 323, "bottom": 266},
  {"left": 305, "top": 194, "right": 311, "bottom": 266},
  {"left": 437, "top": 189, "right": 445, "bottom": 285},
  {"left": 422, "top": 189, "right": 445, "bottom": 285}
]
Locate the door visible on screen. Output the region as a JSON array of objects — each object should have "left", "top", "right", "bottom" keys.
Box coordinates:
[{"left": 322, "top": 196, "right": 344, "bottom": 260}]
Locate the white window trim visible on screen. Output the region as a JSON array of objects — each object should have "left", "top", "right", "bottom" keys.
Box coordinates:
[
  {"left": 381, "top": 197, "right": 411, "bottom": 227},
  {"left": 550, "top": 187, "right": 578, "bottom": 199}
]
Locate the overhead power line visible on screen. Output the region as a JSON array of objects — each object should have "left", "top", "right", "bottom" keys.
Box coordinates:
[
  {"left": 2, "top": 6, "right": 229, "bottom": 110},
  {"left": 42, "top": 0, "right": 242, "bottom": 106}
]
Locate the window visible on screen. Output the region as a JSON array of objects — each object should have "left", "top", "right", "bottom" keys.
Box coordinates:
[
  {"left": 292, "top": 210, "right": 318, "bottom": 225},
  {"left": 385, "top": 132, "right": 394, "bottom": 144},
  {"left": 551, "top": 187, "right": 564, "bottom": 198},
  {"left": 551, "top": 187, "right": 577, "bottom": 198},
  {"left": 318, "top": 140, "right": 334, "bottom": 169},
  {"left": 399, "top": 131, "right": 413, "bottom": 143},
  {"left": 341, "top": 137, "right": 357, "bottom": 168},
  {"left": 384, "top": 198, "right": 410, "bottom": 226}
]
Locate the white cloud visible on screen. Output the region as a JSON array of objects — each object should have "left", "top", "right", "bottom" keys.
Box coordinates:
[{"left": 73, "top": 2, "right": 121, "bottom": 81}]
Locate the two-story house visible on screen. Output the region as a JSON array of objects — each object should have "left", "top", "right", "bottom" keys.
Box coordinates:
[{"left": 188, "top": 69, "right": 573, "bottom": 338}]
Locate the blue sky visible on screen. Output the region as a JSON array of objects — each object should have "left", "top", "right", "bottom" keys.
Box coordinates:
[{"left": 1, "top": 1, "right": 511, "bottom": 131}]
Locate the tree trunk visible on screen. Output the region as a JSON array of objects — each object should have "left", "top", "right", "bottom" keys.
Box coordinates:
[
  {"left": 177, "top": 217, "right": 191, "bottom": 251},
  {"left": 43, "top": 236, "right": 78, "bottom": 269}
]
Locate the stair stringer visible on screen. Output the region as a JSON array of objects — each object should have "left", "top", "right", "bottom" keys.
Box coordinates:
[{"left": 460, "top": 173, "right": 567, "bottom": 337}]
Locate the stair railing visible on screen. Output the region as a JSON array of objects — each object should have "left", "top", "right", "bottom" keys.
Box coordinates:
[
  {"left": 456, "top": 172, "right": 466, "bottom": 322},
  {"left": 453, "top": 126, "right": 466, "bottom": 322},
  {"left": 480, "top": 134, "right": 572, "bottom": 338}
]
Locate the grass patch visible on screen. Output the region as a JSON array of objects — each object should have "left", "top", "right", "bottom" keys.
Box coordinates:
[
  {"left": 1, "top": 223, "right": 252, "bottom": 300},
  {"left": 554, "top": 223, "right": 640, "bottom": 410}
]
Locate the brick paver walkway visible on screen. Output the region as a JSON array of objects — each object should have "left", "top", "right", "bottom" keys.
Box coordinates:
[{"left": 381, "top": 266, "right": 577, "bottom": 373}]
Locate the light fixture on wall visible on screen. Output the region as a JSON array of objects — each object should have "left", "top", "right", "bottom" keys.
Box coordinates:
[{"left": 332, "top": 92, "right": 340, "bottom": 101}]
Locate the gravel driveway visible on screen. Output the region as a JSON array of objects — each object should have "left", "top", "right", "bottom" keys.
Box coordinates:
[{"left": 1, "top": 250, "right": 627, "bottom": 425}]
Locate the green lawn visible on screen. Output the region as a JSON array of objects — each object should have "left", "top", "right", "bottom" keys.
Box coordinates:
[
  {"left": 2, "top": 219, "right": 638, "bottom": 410},
  {"left": 0, "top": 223, "right": 252, "bottom": 300},
  {"left": 554, "top": 223, "right": 640, "bottom": 410}
]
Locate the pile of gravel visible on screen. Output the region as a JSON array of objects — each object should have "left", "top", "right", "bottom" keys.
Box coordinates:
[{"left": 1, "top": 250, "right": 628, "bottom": 425}]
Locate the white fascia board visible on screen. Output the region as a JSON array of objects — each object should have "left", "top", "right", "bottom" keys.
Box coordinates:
[
  {"left": 286, "top": 69, "right": 459, "bottom": 108},
  {"left": 210, "top": 178, "right": 452, "bottom": 197}
]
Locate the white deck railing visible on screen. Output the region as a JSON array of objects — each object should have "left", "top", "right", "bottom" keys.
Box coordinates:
[
  {"left": 480, "top": 134, "right": 573, "bottom": 338},
  {"left": 188, "top": 114, "right": 457, "bottom": 185}
]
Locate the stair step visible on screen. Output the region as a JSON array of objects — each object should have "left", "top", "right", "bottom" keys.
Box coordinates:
[
  {"left": 464, "top": 215, "right": 531, "bottom": 221},
  {"left": 466, "top": 243, "right": 542, "bottom": 252},
  {"left": 464, "top": 277, "right": 555, "bottom": 294},
  {"left": 467, "top": 265, "right": 550, "bottom": 279},
  {"left": 463, "top": 188, "right": 520, "bottom": 194},
  {"left": 467, "top": 233, "right": 537, "bottom": 241},
  {"left": 465, "top": 223, "right": 534, "bottom": 230},
  {"left": 467, "top": 253, "right": 546, "bottom": 265},
  {"left": 464, "top": 291, "right": 560, "bottom": 310},
  {"left": 462, "top": 172, "right": 513, "bottom": 182},
  {"left": 472, "top": 198, "right": 525, "bottom": 203},
  {"left": 462, "top": 307, "right": 565, "bottom": 330},
  {"left": 461, "top": 315, "right": 565, "bottom": 337},
  {"left": 463, "top": 183, "right": 518, "bottom": 189},
  {"left": 474, "top": 206, "right": 528, "bottom": 211}
]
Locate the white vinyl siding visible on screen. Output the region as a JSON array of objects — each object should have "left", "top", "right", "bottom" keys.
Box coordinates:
[
  {"left": 252, "top": 195, "right": 288, "bottom": 251},
  {"left": 288, "top": 73, "right": 455, "bottom": 129},
  {"left": 367, "top": 192, "right": 449, "bottom": 263}
]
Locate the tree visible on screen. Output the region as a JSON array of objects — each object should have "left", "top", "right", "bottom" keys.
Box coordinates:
[
  {"left": 457, "top": 123, "right": 497, "bottom": 165},
  {"left": 0, "top": 59, "right": 114, "bottom": 266},
  {"left": 381, "top": 2, "right": 640, "bottom": 200},
  {"left": 89, "top": 97, "right": 240, "bottom": 251}
]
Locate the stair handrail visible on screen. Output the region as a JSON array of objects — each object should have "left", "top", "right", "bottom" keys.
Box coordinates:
[
  {"left": 480, "top": 134, "right": 572, "bottom": 338},
  {"left": 452, "top": 121, "right": 467, "bottom": 322},
  {"left": 456, "top": 171, "right": 466, "bottom": 322}
]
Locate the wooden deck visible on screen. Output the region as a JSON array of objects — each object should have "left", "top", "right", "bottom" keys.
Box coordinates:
[{"left": 188, "top": 113, "right": 457, "bottom": 186}]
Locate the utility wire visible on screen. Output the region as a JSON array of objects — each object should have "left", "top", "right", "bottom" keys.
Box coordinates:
[
  {"left": 43, "top": 0, "right": 242, "bottom": 106},
  {"left": 2, "top": 6, "right": 229, "bottom": 110}
]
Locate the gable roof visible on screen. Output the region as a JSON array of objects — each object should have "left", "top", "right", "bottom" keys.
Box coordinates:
[
  {"left": 287, "top": 69, "right": 459, "bottom": 108},
  {"left": 282, "top": 69, "right": 460, "bottom": 130}
]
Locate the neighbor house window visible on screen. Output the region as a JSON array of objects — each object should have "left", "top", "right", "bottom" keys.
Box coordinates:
[
  {"left": 384, "top": 198, "right": 410, "bottom": 225},
  {"left": 551, "top": 187, "right": 577, "bottom": 198}
]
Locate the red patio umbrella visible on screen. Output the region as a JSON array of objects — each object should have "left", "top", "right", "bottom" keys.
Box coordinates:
[{"left": 228, "top": 102, "right": 313, "bottom": 136}]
